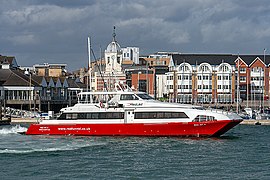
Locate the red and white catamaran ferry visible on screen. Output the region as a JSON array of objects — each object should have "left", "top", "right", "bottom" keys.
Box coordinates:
[{"left": 25, "top": 83, "right": 242, "bottom": 137}]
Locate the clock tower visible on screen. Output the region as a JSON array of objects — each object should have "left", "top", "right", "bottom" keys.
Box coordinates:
[{"left": 105, "top": 26, "right": 123, "bottom": 73}]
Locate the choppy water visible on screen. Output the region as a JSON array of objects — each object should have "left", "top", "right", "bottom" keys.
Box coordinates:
[{"left": 0, "top": 124, "right": 269, "bottom": 180}]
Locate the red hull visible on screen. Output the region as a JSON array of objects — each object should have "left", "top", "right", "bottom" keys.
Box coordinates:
[{"left": 25, "top": 120, "right": 242, "bottom": 137}]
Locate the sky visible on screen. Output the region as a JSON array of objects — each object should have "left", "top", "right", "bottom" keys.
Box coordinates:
[{"left": 1, "top": 0, "right": 270, "bottom": 71}]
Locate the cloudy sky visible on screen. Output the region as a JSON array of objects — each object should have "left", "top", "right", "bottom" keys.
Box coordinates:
[{"left": 1, "top": 0, "right": 270, "bottom": 71}]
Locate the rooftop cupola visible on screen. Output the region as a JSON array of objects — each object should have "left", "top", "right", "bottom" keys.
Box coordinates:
[{"left": 106, "top": 26, "right": 121, "bottom": 53}]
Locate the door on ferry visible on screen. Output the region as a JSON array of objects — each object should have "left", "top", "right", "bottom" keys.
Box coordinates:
[{"left": 124, "top": 109, "right": 135, "bottom": 123}]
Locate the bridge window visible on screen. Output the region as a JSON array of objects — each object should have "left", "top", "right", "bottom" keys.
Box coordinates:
[
  {"left": 120, "top": 94, "right": 139, "bottom": 100},
  {"left": 193, "top": 115, "right": 217, "bottom": 122},
  {"left": 137, "top": 93, "right": 154, "bottom": 100}
]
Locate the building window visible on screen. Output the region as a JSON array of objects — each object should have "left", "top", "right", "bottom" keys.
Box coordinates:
[
  {"left": 252, "top": 67, "right": 263, "bottom": 73},
  {"left": 240, "top": 68, "right": 246, "bottom": 73},
  {"left": 200, "top": 65, "right": 210, "bottom": 72},
  {"left": 240, "top": 76, "right": 246, "bottom": 82},
  {"left": 220, "top": 65, "right": 229, "bottom": 72},
  {"left": 167, "top": 75, "right": 173, "bottom": 80},
  {"left": 251, "top": 77, "right": 264, "bottom": 81},
  {"left": 203, "top": 85, "right": 208, "bottom": 89},
  {"left": 203, "top": 75, "right": 209, "bottom": 80},
  {"left": 180, "top": 65, "right": 190, "bottom": 72},
  {"left": 167, "top": 85, "right": 173, "bottom": 90},
  {"left": 240, "top": 85, "right": 247, "bottom": 90}
]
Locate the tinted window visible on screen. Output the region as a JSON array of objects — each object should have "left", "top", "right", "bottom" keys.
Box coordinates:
[
  {"left": 120, "top": 94, "right": 139, "bottom": 100},
  {"left": 137, "top": 93, "right": 154, "bottom": 100},
  {"left": 135, "top": 112, "right": 188, "bottom": 119}
]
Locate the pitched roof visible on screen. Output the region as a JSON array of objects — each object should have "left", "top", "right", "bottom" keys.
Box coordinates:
[
  {"left": 172, "top": 54, "right": 270, "bottom": 66},
  {"left": 31, "top": 76, "right": 44, "bottom": 84},
  {"left": 0, "top": 69, "right": 12, "bottom": 81},
  {"left": 66, "top": 78, "right": 86, "bottom": 88},
  {"left": 1, "top": 69, "right": 40, "bottom": 87},
  {"left": 0, "top": 55, "right": 14, "bottom": 64},
  {"left": 0, "top": 69, "right": 12, "bottom": 85}
]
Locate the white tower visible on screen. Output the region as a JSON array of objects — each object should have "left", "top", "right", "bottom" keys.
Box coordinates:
[{"left": 105, "top": 26, "right": 123, "bottom": 73}]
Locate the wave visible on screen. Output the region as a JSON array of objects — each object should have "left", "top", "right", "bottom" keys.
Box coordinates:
[
  {"left": 0, "top": 141, "right": 106, "bottom": 154},
  {"left": 0, "top": 146, "right": 80, "bottom": 154},
  {"left": 0, "top": 125, "right": 27, "bottom": 135}
]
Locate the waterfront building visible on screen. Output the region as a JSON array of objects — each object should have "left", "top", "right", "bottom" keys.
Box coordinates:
[
  {"left": 93, "top": 27, "right": 126, "bottom": 91},
  {"left": 0, "top": 62, "right": 86, "bottom": 113},
  {"left": 166, "top": 54, "right": 270, "bottom": 110},
  {"left": 0, "top": 69, "right": 42, "bottom": 112},
  {"left": 122, "top": 47, "right": 139, "bottom": 64},
  {"left": 33, "top": 63, "right": 67, "bottom": 77}
]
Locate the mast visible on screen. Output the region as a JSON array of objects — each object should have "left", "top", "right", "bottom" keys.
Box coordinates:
[
  {"left": 263, "top": 48, "right": 266, "bottom": 113},
  {"left": 195, "top": 60, "right": 198, "bottom": 105},
  {"left": 237, "top": 54, "right": 240, "bottom": 114},
  {"left": 88, "top": 36, "right": 92, "bottom": 92},
  {"left": 201, "top": 64, "right": 203, "bottom": 104},
  {"left": 260, "top": 55, "right": 262, "bottom": 112},
  {"left": 182, "top": 61, "right": 184, "bottom": 103},
  {"left": 222, "top": 60, "right": 225, "bottom": 105}
]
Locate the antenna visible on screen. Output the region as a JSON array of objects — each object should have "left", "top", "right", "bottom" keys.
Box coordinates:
[{"left": 112, "top": 26, "right": 116, "bottom": 42}]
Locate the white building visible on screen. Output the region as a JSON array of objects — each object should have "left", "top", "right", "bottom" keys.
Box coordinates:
[
  {"left": 122, "top": 47, "right": 139, "bottom": 64},
  {"left": 104, "top": 30, "right": 123, "bottom": 73},
  {"left": 95, "top": 27, "right": 126, "bottom": 91}
]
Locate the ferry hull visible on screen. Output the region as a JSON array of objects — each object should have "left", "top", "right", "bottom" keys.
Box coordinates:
[{"left": 25, "top": 120, "right": 242, "bottom": 137}]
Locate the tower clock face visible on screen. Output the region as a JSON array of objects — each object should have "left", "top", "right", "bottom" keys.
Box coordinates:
[{"left": 111, "top": 55, "right": 115, "bottom": 60}]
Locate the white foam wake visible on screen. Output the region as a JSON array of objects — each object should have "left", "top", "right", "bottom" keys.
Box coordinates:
[
  {"left": 0, "top": 125, "right": 27, "bottom": 135},
  {"left": 0, "top": 141, "right": 106, "bottom": 154},
  {"left": 0, "top": 146, "right": 82, "bottom": 154}
]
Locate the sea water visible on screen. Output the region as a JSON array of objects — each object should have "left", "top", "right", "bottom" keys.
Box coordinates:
[{"left": 0, "top": 124, "right": 269, "bottom": 180}]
